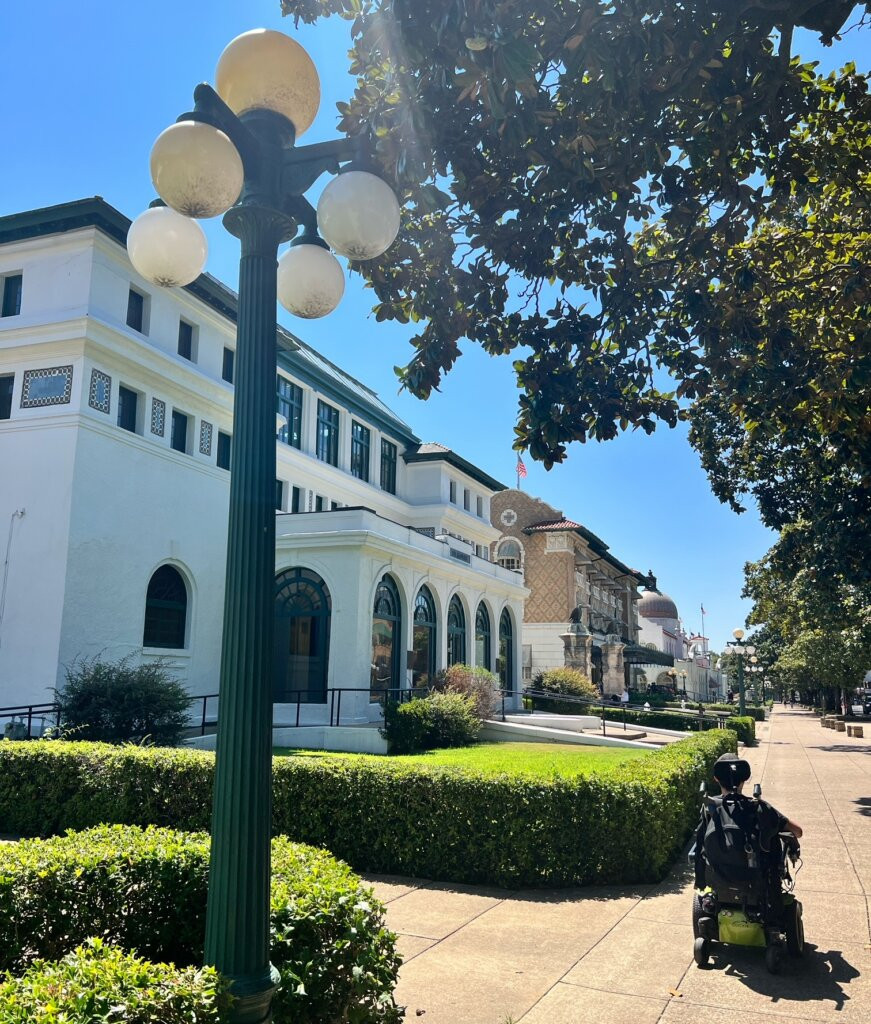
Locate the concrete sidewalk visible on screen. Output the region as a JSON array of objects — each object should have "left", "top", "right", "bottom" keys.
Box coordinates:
[{"left": 367, "top": 709, "right": 870, "bottom": 1023}]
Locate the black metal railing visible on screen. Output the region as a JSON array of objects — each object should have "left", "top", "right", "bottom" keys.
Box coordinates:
[
  {"left": 0, "top": 703, "right": 62, "bottom": 740},
  {"left": 521, "top": 688, "right": 730, "bottom": 735}
]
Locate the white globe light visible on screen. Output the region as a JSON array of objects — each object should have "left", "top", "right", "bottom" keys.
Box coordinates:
[
  {"left": 277, "top": 244, "right": 344, "bottom": 319},
  {"left": 216, "top": 29, "right": 320, "bottom": 136},
  {"left": 150, "top": 121, "right": 243, "bottom": 218},
  {"left": 317, "top": 171, "right": 400, "bottom": 261},
  {"left": 127, "top": 207, "right": 208, "bottom": 288}
]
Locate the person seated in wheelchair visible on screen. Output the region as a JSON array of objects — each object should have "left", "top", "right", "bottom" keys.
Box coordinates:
[{"left": 694, "top": 753, "right": 802, "bottom": 919}]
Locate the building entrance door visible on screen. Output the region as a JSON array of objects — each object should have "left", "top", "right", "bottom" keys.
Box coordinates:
[{"left": 274, "top": 567, "right": 331, "bottom": 704}]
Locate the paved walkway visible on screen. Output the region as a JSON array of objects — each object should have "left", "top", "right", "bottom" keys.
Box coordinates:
[{"left": 367, "top": 709, "right": 870, "bottom": 1023}]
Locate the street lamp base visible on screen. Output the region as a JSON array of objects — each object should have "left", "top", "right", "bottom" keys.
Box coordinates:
[{"left": 226, "top": 964, "right": 281, "bottom": 1024}]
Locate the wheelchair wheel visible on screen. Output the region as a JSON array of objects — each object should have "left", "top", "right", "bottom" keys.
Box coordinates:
[
  {"left": 765, "top": 944, "right": 782, "bottom": 974},
  {"left": 693, "top": 936, "right": 710, "bottom": 967},
  {"left": 692, "top": 892, "right": 704, "bottom": 938},
  {"left": 784, "top": 901, "right": 804, "bottom": 957}
]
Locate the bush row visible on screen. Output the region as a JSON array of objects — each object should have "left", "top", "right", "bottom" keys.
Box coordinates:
[
  {"left": 0, "top": 732, "right": 736, "bottom": 887},
  {"left": 0, "top": 940, "right": 230, "bottom": 1024},
  {"left": 666, "top": 702, "right": 766, "bottom": 722},
  {"left": 0, "top": 824, "right": 401, "bottom": 1024},
  {"left": 527, "top": 696, "right": 756, "bottom": 745}
]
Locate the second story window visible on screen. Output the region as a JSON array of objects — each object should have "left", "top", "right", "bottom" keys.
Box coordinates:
[
  {"left": 0, "top": 374, "right": 13, "bottom": 419},
  {"left": 316, "top": 399, "right": 339, "bottom": 466},
  {"left": 463, "top": 488, "right": 471, "bottom": 511},
  {"left": 1, "top": 273, "right": 22, "bottom": 318},
  {"left": 222, "top": 347, "right": 234, "bottom": 383},
  {"left": 351, "top": 421, "right": 370, "bottom": 482},
  {"left": 177, "top": 320, "right": 194, "bottom": 360},
  {"left": 476, "top": 496, "right": 484, "bottom": 517},
  {"left": 170, "top": 410, "right": 189, "bottom": 454},
  {"left": 217, "top": 431, "right": 231, "bottom": 470},
  {"left": 277, "top": 376, "right": 302, "bottom": 449},
  {"left": 117, "top": 385, "right": 138, "bottom": 433},
  {"left": 291, "top": 485, "right": 302, "bottom": 513},
  {"left": 449, "top": 480, "right": 457, "bottom": 504},
  {"left": 380, "top": 439, "right": 397, "bottom": 494},
  {"left": 126, "top": 288, "right": 145, "bottom": 333}
]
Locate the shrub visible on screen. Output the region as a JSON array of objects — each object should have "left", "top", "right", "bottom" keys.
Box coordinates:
[
  {"left": 0, "top": 939, "right": 231, "bottom": 1024},
  {"left": 0, "top": 732, "right": 735, "bottom": 887},
  {"left": 55, "top": 656, "right": 193, "bottom": 746},
  {"left": 532, "top": 667, "right": 599, "bottom": 700},
  {"left": 382, "top": 692, "right": 481, "bottom": 753},
  {"left": 0, "top": 825, "right": 401, "bottom": 1024},
  {"left": 725, "top": 715, "right": 756, "bottom": 745},
  {"left": 432, "top": 663, "right": 500, "bottom": 718}
]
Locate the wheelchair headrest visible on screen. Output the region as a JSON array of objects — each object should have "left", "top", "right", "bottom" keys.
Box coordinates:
[{"left": 713, "top": 752, "right": 751, "bottom": 787}]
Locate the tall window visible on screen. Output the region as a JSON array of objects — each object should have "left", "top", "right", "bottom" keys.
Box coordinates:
[
  {"left": 291, "top": 485, "right": 302, "bottom": 513},
  {"left": 222, "top": 347, "right": 234, "bottom": 384},
  {"left": 143, "top": 565, "right": 187, "bottom": 649},
  {"left": 316, "top": 400, "right": 339, "bottom": 465},
  {"left": 449, "top": 481, "right": 457, "bottom": 503},
  {"left": 177, "top": 320, "right": 194, "bottom": 360},
  {"left": 217, "top": 431, "right": 231, "bottom": 470},
  {"left": 475, "top": 603, "right": 492, "bottom": 671},
  {"left": 170, "top": 410, "right": 188, "bottom": 453},
  {"left": 1, "top": 274, "right": 22, "bottom": 318},
  {"left": 0, "top": 375, "right": 13, "bottom": 419},
  {"left": 496, "top": 538, "right": 522, "bottom": 571},
  {"left": 412, "top": 586, "right": 437, "bottom": 686},
  {"left": 499, "top": 609, "right": 514, "bottom": 694},
  {"left": 447, "top": 595, "right": 466, "bottom": 666},
  {"left": 126, "top": 288, "right": 145, "bottom": 332},
  {"left": 275, "top": 479, "right": 284, "bottom": 510},
  {"left": 276, "top": 377, "right": 302, "bottom": 449},
  {"left": 371, "top": 574, "right": 401, "bottom": 699},
  {"left": 117, "top": 385, "right": 138, "bottom": 433},
  {"left": 380, "top": 438, "right": 397, "bottom": 494},
  {"left": 351, "top": 421, "right": 370, "bottom": 481},
  {"left": 274, "top": 567, "right": 331, "bottom": 703}
]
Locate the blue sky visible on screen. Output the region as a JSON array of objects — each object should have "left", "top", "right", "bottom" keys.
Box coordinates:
[{"left": 1, "top": 1, "right": 867, "bottom": 651}]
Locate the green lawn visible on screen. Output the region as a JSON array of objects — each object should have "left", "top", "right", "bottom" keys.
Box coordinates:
[{"left": 273, "top": 741, "right": 651, "bottom": 779}]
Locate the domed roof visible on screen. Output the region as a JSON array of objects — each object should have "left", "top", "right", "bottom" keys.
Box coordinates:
[{"left": 638, "top": 573, "right": 679, "bottom": 621}]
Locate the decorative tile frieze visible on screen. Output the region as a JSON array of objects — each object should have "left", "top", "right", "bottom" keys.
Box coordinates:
[
  {"left": 20, "top": 365, "right": 73, "bottom": 408},
  {"left": 151, "top": 397, "right": 166, "bottom": 436},
  {"left": 199, "top": 420, "right": 213, "bottom": 456},
  {"left": 88, "top": 368, "right": 111, "bottom": 413}
]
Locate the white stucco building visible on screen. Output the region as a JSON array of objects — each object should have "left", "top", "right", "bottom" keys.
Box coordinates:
[{"left": 0, "top": 198, "right": 526, "bottom": 733}]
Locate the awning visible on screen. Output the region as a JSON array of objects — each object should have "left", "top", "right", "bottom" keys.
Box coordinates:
[{"left": 621, "top": 644, "right": 675, "bottom": 667}]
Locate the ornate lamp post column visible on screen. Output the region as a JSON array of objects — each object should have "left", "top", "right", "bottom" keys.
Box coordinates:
[
  {"left": 727, "top": 629, "right": 756, "bottom": 718},
  {"left": 126, "top": 29, "right": 401, "bottom": 1024}
]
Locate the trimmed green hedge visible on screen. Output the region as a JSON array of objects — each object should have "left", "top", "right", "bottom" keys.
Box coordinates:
[
  {"left": 383, "top": 691, "right": 480, "bottom": 753},
  {"left": 0, "top": 825, "right": 400, "bottom": 1024},
  {"left": 0, "top": 732, "right": 736, "bottom": 887},
  {"left": 0, "top": 940, "right": 230, "bottom": 1024},
  {"left": 528, "top": 697, "right": 756, "bottom": 745}
]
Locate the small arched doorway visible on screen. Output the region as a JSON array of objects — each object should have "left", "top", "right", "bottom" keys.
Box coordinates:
[
  {"left": 498, "top": 608, "right": 514, "bottom": 694},
  {"left": 274, "top": 567, "right": 331, "bottom": 704},
  {"left": 475, "top": 602, "right": 492, "bottom": 671},
  {"left": 371, "top": 574, "right": 401, "bottom": 699},
  {"left": 412, "top": 585, "right": 437, "bottom": 686},
  {"left": 447, "top": 595, "right": 466, "bottom": 666}
]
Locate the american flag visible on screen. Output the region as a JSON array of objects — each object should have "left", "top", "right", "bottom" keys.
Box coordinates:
[
  {"left": 701, "top": 603, "right": 706, "bottom": 615},
  {"left": 516, "top": 456, "right": 527, "bottom": 479}
]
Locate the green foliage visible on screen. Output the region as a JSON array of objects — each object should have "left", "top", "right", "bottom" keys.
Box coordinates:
[
  {"left": 55, "top": 656, "right": 194, "bottom": 746},
  {"left": 432, "top": 663, "right": 500, "bottom": 718},
  {"left": 382, "top": 692, "right": 481, "bottom": 753},
  {"left": 0, "top": 732, "right": 735, "bottom": 887},
  {"left": 279, "top": 1, "right": 865, "bottom": 490},
  {"left": 0, "top": 939, "right": 231, "bottom": 1024},
  {"left": 724, "top": 716, "right": 756, "bottom": 746},
  {"left": 665, "top": 702, "right": 766, "bottom": 722},
  {"left": 0, "top": 826, "right": 401, "bottom": 1024},
  {"left": 532, "top": 667, "right": 599, "bottom": 700}
]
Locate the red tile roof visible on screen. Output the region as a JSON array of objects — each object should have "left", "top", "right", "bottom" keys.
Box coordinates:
[{"left": 524, "top": 518, "right": 584, "bottom": 532}]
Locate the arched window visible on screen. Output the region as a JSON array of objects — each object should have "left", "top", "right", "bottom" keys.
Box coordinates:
[
  {"left": 498, "top": 608, "right": 514, "bottom": 693},
  {"left": 447, "top": 595, "right": 466, "bottom": 666},
  {"left": 412, "top": 585, "right": 437, "bottom": 687},
  {"left": 475, "top": 602, "right": 492, "bottom": 671},
  {"left": 274, "top": 567, "right": 331, "bottom": 704},
  {"left": 143, "top": 565, "right": 187, "bottom": 649},
  {"left": 496, "top": 538, "right": 522, "bottom": 571},
  {"left": 371, "top": 574, "right": 401, "bottom": 699}
]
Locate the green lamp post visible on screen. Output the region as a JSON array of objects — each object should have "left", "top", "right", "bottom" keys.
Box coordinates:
[
  {"left": 727, "top": 629, "right": 755, "bottom": 718},
  {"left": 126, "top": 28, "right": 401, "bottom": 1024}
]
